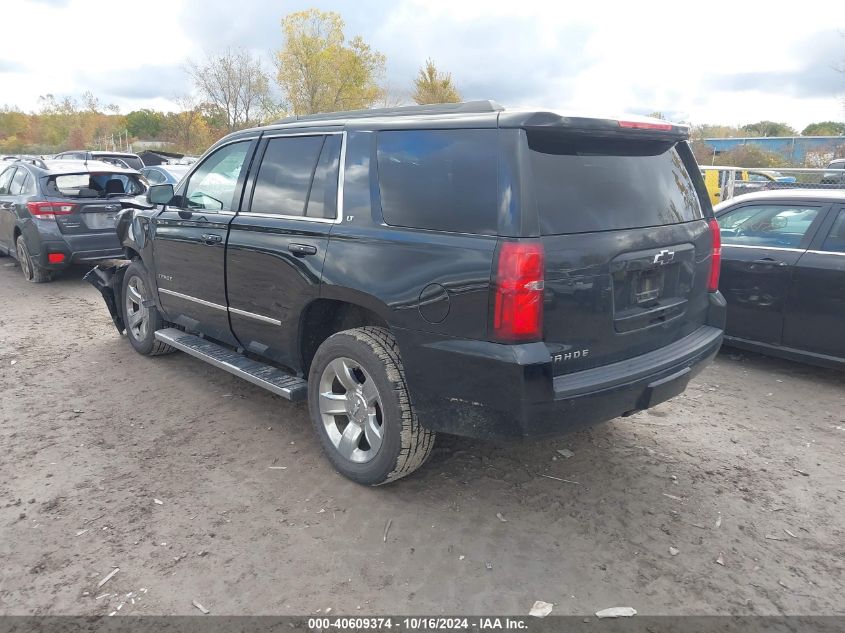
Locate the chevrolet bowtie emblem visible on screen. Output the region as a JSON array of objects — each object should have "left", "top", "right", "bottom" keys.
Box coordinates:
[{"left": 653, "top": 249, "right": 675, "bottom": 265}]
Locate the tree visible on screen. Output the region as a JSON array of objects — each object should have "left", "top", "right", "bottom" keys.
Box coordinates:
[
  {"left": 716, "top": 145, "right": 784, "bottom": 168},
  {"left": 739, "top": 121, "right": 796, "bottom": 137},
  {"left": 125, "top": 109, "right": 165, "bottom": 139},
  {"left": 164, "top": 95, "right": 213, "bottom": 154},
  {"left": 801, "top": 121, "right": 845, "bottom": 136},
  {"left": 412, "top": 59, "right": 461, "bottom": 105},
  {"left": 691, "top": 124, "right": 742, "bottom": 140},
  {"left": 188, "top": 48, "right": 272, "bottom": 132},
  {"left": 275, "top": 9, "right": 386, "bottom": 115}
]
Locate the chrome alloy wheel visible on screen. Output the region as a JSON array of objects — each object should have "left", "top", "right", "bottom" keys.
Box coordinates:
[
  {"left": 318, "top": 357, "right": 384, "bottom": 463},
  {"left": 124, "top": 276, "right": 150, "bottom": 341}
]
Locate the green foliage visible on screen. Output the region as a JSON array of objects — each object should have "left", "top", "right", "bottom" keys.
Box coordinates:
[
  {"left": 412, "top": 59, "right": 461, "bottom": 105},
  {"left": 690, "top": 124, "right": 742, "bottom": 140},
  {"left": 717, "top": 145, "right": 784, "bottom": 168},
  {"left": 739, "top": 121, "right": 796, "bottom": 137},
  {"left": 125, "top": 109, "right": 165, "bottom": 139},
  {"left": 276, "top": 9, "right": 386, "bottom": 115},
  {"left": 801, "top": 121, "right": 845, "bottom": 136}
]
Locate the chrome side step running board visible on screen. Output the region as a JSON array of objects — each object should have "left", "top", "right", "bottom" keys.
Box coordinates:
[{"left": 154, "top": 328, "right": 307, "bottom": 401}]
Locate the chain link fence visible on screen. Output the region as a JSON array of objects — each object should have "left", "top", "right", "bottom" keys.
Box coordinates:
[{"left": 701, "top": 166, "right": 845, "bottom": 204}]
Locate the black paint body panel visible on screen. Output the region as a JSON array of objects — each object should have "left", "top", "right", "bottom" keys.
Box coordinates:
[{"left": 92, "top": 108, "right": 728, "bottom": 439}]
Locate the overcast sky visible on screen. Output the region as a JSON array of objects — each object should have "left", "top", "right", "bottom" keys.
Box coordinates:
[{"left": 2, "top": 0, "right": 843, "bottom": 129}]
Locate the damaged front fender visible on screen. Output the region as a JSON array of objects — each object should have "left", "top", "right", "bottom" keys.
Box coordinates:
[{"left": 84, "top": 261, "right": 130, "bottom": 334}]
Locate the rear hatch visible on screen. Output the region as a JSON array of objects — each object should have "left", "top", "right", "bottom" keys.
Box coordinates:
[
  {"left": 44, "top": 172, "right": 145, "bottom": 234},
  {"left": 523, "top": 127, "right": 713, "bottom": 375}
]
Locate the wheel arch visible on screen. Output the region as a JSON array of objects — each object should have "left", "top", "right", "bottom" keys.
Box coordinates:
[{"left": 298, "top": 296, "right": 391, "bottom": 375}]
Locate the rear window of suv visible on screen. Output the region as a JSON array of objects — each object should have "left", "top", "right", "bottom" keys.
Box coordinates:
[
  {"left": 377, "top": 129, "right": 498, "bottom": 235},
  {"left": 46, "top": 172, "right": 146, "bottom": 198},
  {"left": 528, "top": 132, "right": 703, "bottom": 235}
]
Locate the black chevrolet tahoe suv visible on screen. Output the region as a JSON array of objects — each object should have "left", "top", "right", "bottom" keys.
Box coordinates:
[{"left": 87, "top": 101, "right": 725, "bottom": 485}]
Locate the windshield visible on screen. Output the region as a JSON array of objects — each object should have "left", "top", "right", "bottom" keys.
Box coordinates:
[{"left": 45, "top": 172, "right": 147, "bottom": 198}]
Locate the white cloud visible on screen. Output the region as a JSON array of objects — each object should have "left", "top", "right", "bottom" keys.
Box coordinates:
[{"left": 1, "top": 0, "right": 843, "bottom": 128}]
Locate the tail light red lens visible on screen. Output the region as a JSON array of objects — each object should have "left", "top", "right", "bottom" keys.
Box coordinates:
[
  {"left": 707, "top": 218, "right": 721, "bottom": 292},
  {"left": 27, "top": 202, "right": 76, "bottom": 220},
  {"left": 492, "top": 241, "right": 545, "bottom": 342},
  {"left": 48, "top": 253, "right": 66, "bottom": 264}
]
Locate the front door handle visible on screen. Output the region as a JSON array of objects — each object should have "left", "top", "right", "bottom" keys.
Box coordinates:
[
  {"left": 289, "top": 243, "right": 317, "bottom": 256},
  {"left": 201, "top": 233, "right": 222, "bottom": 245},
  {"left": 751, "top": 258, "right": 787, "bottom": 267}
]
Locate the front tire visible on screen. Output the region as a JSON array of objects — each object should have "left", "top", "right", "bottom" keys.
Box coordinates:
[
  {"left": 16, "top": 236, "right": 51, "bottom": 283},
  {"left": 307, "top": 326, "right": 435, "bottom": 485},
  {"left": 122, "top": 260, "right": 175, "bottom": 356}
]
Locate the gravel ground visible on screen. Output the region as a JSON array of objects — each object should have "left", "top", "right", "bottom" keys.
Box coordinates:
[{"left": 0, "top": 262, "right": 843, "bottom": 617}]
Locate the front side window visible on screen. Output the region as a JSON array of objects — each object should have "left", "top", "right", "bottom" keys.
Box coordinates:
[
  {"left": 717, "top": 204, "right": 820, "bottom": 249},
  {"left": 144, "top": 169, "right": 166, "bottom": 184},
  {"left": 184, "top": 141, "right": 251, "bottom": 211},
  {"left": 821, "top": 210, "right": 845, "bottom": 254},
  {"left": 377, "top": 129, "right": 498, "bottom": 235},
  {"left": 0, "top": 167, "right": 16, "bottom": 195}
]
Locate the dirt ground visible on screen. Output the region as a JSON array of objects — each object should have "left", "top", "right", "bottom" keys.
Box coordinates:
[{"left": 0, "top": 261, "right": 843, "bottom": 617}]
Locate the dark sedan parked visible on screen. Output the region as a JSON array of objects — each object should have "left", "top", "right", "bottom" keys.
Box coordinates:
[
  {"left": 0, "top": 159, "right": 147, "bottom": 282},
  {"left": 715, "top": 189, "right": 845, "bottom": 369}
]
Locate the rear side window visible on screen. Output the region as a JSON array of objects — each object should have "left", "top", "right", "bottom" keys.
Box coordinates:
[
  {"left": 306, "top": 135, "right": 341, "bottom": 219},
  {"left": 528, "top": 133, "right": 703, "bottom": 234},
  {"left": 250, "top": 135, "right": 326, "bottom": 218},
  {"left": 377, "top": 129, "right": 498, "bottom": 235},
  {"left": 821, "top": 210, "right": 845, "bottom": 253},
  {"left": 9, "top": 168, "right": 27, "bottom": 195}
]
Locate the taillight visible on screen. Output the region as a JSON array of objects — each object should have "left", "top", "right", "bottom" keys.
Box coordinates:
[
  {"left": 27, "top": 201, "right": 76, "bottom": 220},
  {"left": 492, "top": 241, "right": 545, "bottom": 342},
  {"left": 48, "top": 253, "right": 66, "bottom": 264},
  {"left": 618, "top": 120, "right": 673, "bottom": 131},
  {"left": 707, "top": 218, "right": 721, "bottom": 292}
]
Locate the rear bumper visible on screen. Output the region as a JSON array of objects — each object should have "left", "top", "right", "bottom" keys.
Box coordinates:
[
  {"left": 398, "top": 294, "right": 725, "bottom": 440},
  {"left": 36, "top": 236, "right": 122, "bottom": 269}
]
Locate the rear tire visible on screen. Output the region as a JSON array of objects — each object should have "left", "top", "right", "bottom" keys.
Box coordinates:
[
  {"left": 307, "top": 326, "right": 435, "bottom": 485},
  {"left": 122, "top": 260, "right": 175, "bottom": 356},
  {"left": 16, "top": 236, "right": 51, "bottom": 283}
]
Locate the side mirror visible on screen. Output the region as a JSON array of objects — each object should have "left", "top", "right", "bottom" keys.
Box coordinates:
[{"left": 147, "top": 184, "right": 174, "bottom": 205}]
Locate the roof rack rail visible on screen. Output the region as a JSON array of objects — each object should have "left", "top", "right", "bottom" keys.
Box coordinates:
[
  {"left": 273, "top": 100, "right": 504, "bottom": 125},
  {"left": 15, "top": 157, "right": 48, "bottom": 170}
]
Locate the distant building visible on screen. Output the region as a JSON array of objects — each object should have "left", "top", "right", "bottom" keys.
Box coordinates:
[
  {"left": 701, "top": 136, "right": 845, "bottom": 164},
  {"left": 132, "top": 140, "right": 177, "bottom": 152}
]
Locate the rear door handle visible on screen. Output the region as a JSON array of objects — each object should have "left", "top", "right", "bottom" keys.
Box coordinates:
[
  {"left": 201, "top": 233, "right": 222, "bottom": 245},
  {"left": 289, "top": 243, "right": 317, "bottom": 256},
  {"left": 751, "top": 258, "right": 787, "bottom": 267}
]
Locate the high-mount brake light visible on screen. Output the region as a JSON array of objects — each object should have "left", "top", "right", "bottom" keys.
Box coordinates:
[{"left": 618, "top": 120, "right": 673, "bottom": 131}]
